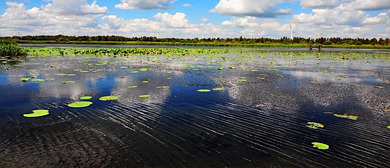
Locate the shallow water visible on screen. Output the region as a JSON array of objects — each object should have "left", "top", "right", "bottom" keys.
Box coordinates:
[{"left": 1, "top": 51, "right": 390, "bottom": 167}]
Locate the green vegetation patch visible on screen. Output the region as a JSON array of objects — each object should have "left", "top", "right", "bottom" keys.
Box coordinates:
[
  {"left": 312, "top": 142, "right": 329, "bottom": 150},
  {"left": 68, "top": 101, "right": 93, "bottom": 108},
  {"left": 99, "top": 96, "right": 119, "bottom": 101},
  {"left": 23, "top": 109, "right": 49, "bottom": 118}
]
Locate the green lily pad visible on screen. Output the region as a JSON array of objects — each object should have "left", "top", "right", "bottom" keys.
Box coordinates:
[
  {"left": 167, "top": 71, "right": 172, "bottom": 74},
  {"left": 197, "top": 89, "right": 211, "bottom": 92},
  {"left": 213, "top": 87, "right": 224, "bottom": 91},
  {"left": 128, "top": 85, "right": 138, "bottom": 89},
  {"left": 217, "top": 67, "right": 223, "bottom": 70},
  {"left": 142, "top": 80, "right": 149, "bottom": 83},
  {"left": 99, "top": 96, "right": 119, "bottom": 101},
  {"left": 62, "top": 81, "right": 75, "bottom": 84},
  {"left": 66, "top": 74, "right": 76, "bottom": 77},
  {"left": 46, "top": 78, "right": 55, "bottom": 81},
  {"left": 57, "top": 73, "right": 67, "bottom": 76},
  {"left": 387, "top": 126, "right": 390, "bottom": 129},
  {"left": 140, "top": 68, "right": 148, "bottom": 71},
  {"left": 131, "top": 71, "right": 139, "bottom": 74},
  {"left": 312, "top": 142, "right": 329, "bottom": 150},
  {"left": 237, "top": 78, "right": 247, "bottom": 82},
  {"left": 157, "top": 86, "right": 170, "bottom": 89},
  {"left": 80, "top": 70, "right": 89, "bottom": 73},
  {"left": 23, "top": 109, "right": 49, "bottom": 118},
  {"left": 80, "top": 96, "right": 92, "bottom": 100},
  {"left": 334, "top": 114, "right": 358, "bottom": 120},
  {"left": 31, "top": 79, "right": 45, "bottom": 82},
  {"left": 20, "top": 78, "right": 30, "bottom": 82},
  {"left": 306, "top": 122, "right": 324, "bottom": 129},
  {"left": 139, "top": 95, "right": 151, "bottom": 98},
  {"left": 229, "top": 66, "right": 236, "bottom": 69},
  {"left": 68, "top": 101, "right": 93, "bottom": 108}
]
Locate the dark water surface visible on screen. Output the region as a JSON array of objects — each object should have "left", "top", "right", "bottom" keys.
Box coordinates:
[{"left": 1, "top": 51, "right": 390, "bottom": 167}]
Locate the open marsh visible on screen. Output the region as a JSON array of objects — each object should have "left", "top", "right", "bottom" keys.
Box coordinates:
[{"left": 1, "top": 48, "right": 390, "bottom": 167}]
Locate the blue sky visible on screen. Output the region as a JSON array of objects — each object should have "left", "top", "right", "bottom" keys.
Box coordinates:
[{"left": 0, "top": 0, "right": 389, "bottom": 38}]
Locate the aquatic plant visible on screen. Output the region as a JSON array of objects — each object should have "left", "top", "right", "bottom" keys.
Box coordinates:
[
  {"left": 197, "top": 89, "right": 211, "bottom": 92},
  {"left": 312, "top": 142, "right": 329, "bottom": 150},
  {"left": 334, "top": 114, "right": 358, "bottom": 120},
  {"left": 23, "top": 109, "right": 49, "bottom": 118},
  {"left": 99, "top": 96, "right": 119, "bottom": 101},
  {"left": 306, "top": 122, "right": 324, "bottom": 129},
  {"left": 68, "top": 101, "right": 93, "bottom": 108},
  {"left": 80, "top": 96, "right": 92, "bottom": 100},
  {"left": 139, "top": 95, "right": 151, "bottom": 98},
  {"left": 0, "top": 40, "right": 26, "bottom": 57}
]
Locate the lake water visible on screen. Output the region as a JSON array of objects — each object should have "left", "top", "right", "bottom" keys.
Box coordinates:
[{"left": 1, "top": 50, "right": 390, "bottom": 167}]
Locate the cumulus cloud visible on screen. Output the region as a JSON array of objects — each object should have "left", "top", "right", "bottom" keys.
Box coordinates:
[
  {"left": 300, "top": 0, "right": 339, "bottom": 9},
  {"left": 201, "top": 17, "right": 209, "bottom": 22},
  {"left": 210, "top": 0, "right": 293, "bottom": 17},
  {"left": 347, "top": 0, "right": 390, "bottom": 11},
  {"left": 81, "top": 1, "right": 108, "bottom": 14},
  {"left": 115, "top": 0, "right": 175, "bottom": 10},
  {"left": 154, "top": 12, "right": 189, "bottom": 28}
]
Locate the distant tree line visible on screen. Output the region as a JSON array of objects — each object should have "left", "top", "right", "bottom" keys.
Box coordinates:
[{"left": 1, "top": 35, "right": 389, "bottom": 45}]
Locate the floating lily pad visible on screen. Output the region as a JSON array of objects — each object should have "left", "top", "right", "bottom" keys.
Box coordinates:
[
  {"left": 131, "top": 71, "right": 139, "bottom": 74},
  {"left": 157, "top": 86, "right": 170, "bottom": 89},
  {"left": 237, "top": 78, "right": 247, "bottom": 82},
  {"left": 62, "top": 81, "right": 75, "bottom": 84},
  {"left": 213, "top": 87, "right": 224, "bottom": 91},
  {"left": 142, "top": 80, "right": 149, "bottom": 83},
  {"left": 20, "top": 78, "right": 30, "bottom": 82},
  {"left": 66, "top": 74, "right": 76, "bottom": 77},
  {"left": 57, "top": 73, "right": 67, "bottom": 76},
  {"left": 31, "top": 79, "right": 45, "bottom": 82},
  {"left": 387, "top": 126, "right": 390, "bottom": 129},
  {"left": 139, "top": 95, "right": 151, "bottom": 98},
  {"left": 167, "top": 71, "right": 172, "bottom": 74},
  {"left": 128, "top": 85, "right": 138, "bottom": 89},
  {"left": 140, "top": 68, "right": 148, "bottom": 71},
  {"left": 23, "top": 109, "right": 49, "bottom": 118},
  {"left": 312, "top": 142, "right": 329, "bottom": 150},
  {"left": 68, "top": 101, "right": 93, "bottom": 108},
  {"left": 99, "top": 96, "right": 119, "bottom": 101},
  {"left": 217, "top": 67, "right": 223, "bottom": 70},
  {"left": 167, "top": 77, "right": 172, "bottom": 80},
  {"left": 46, "top": 78, "right": 55, "bottom": 81},
  {"left": 80, "top": 96, "right": 92, "bottom": 100},
  {"left": 334, "top": 114, "right": 358, "bottom": 120},
  {"left": 306, "top": 122, "right": 324, "bottom": 129},
  {"left": 197, "top": 89, "right": 211, "bottom": 92},
  {"left": 80, "top": 70, "right": 89, "bottom": 73},
  {"left": 120, "top": 66, "right": 128, "bottom": 69}
]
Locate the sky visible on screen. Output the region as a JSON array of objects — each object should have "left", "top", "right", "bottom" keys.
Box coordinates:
[{"left": 0, "top": 0, "right": 389, "bottom": 38}]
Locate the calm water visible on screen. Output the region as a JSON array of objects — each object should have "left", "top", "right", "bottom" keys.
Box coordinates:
[{"left": 1, "top": 51, "right": 390, "bottom": 167}]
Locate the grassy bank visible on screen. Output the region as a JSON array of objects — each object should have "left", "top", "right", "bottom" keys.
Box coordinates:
[{"left": 16, "top": 40, "right": 390, "bottom": 49}]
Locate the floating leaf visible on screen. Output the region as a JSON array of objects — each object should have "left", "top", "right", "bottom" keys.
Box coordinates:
[
  {"left": 68, "top": 101, "right": 93, "bottom": 108},
  {"left": 213, "top": 87, "right": 224, "bottom": 91},
  {"left": 387, "top": 126, "right": 390, "bottom": 129},
  {"left": 31, "top": 79, "right": 45, "bottom": 82},
  {"left": 80, "top": 96, "right": 92, "bottom": 100},
  {"left": 80, "top": 70, "right": 89, "bottom": 73},
  {"left": 307, "top": 122, "right": 324, "bottom": 129},
  {"left": 62, "top": 81, "right": 75, "bottom": 84},
  {"left": 237, "top": 78, "right": 247, "bottom": 82},
  {"left": 197, "top": 89, "right": 211, "bottom": 92},
  {"left": 46, "top": 78, "right": 55, "bottom": 81},
  {"left": 167, "top": 71, "right": 172, "bottom": 74},
  {"left": 157, "top": 86, "right": 170, "bottom": 89},
  {"left": 66, "top": 74, "right": 76, "bottom": 77},
  {"left": 312, "top": 142, "right": 329, "bottom": 150},
  {"left": 23, "top": 109, "right": 49, "bottom": 118},
  {"left": 99, "top": 96, "right": 119, "bottom": 101},
  {"left": 128, "top": 85, "right": 138, "bottom": 89},
  {"left": 140, "top": 68, "right": 148, "bottom": 71},
  {"left": 20, "top": 78, "right": 30, "bottom": 82},
  {"left": 57, "top": 73, "right": 67, "bottom": 76},
  {"left": 139, "top": 95, "right": 151, "bottom": 98},
  {"left": 131, "top": 71, "right": 139, "bottom": 74},
  {"left": 142, "top": 80, "right": 149, "bottom": 83},
  {"left": 334, "top": 114, "right": 358, "bottom": 120},
  {"left": 229, "top": 66, "right": 236, "bottom": 69},
  {"left": 217, "top": 67, "right": 223, "bottom": 70},
  {"left": 167, "top": 77, "right": 172, "bottom": 80}
]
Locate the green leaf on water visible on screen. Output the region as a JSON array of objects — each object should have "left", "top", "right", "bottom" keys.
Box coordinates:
[
  {"left": 131, "top": 71, "right": 139, "bottom": 74},
  {"left": 128, "top": 85, "right": 138, "bottom": 89},
  {"left": 57, "top": 73, "right": 67, "bottom": 76},
  {"left": 31, "top": 79, "right": 45, "bottom": 82},
  {"left": 20, "top": 78, "right": 30, "bottom": 82},
  {"left": 197, "top": 89, "right": 211, "bottom": 92},
  {"left": 66, "top": 74, "right": 76, "bottom": 77},
  {"left": 99, "top": 96, "right": 119, "bottom": 101},
  {"left": 140, "top": 68, "right": 148, "bottom": 71},
  {"left": 139, "top": 95, "right": 151, "bottom": 98},
  {"left": 142, "top": 80, "right": 149, "bottom": 83},
  {"left": 334, "top": 114, "right": 358, "bottom": 120},
  {"left": 157, "top": 86, "right": 170, "bottom": 89},
  {"left": 80, "top": 96, "right": 92, "bottom": 100},
  {"left": 62, "top": 81, "right": 75, "bottom": 84},
  {"left": 387, "top": 126, "right": 390, "bottom": 129},
  {"left": 213, "top": 87, "right": 224, "bottom": 91},
  {"left": 312, "top": 142, "right": 329, "bottom": 150},
  {"left": 306, "top": 122, "right": 324, "bottom": 129},
  {"left": 217, "top": 67, "right": 223, "bottom": 70},
  {"left": 68, "top": 101, "right": 93, "bottom": 108},
  {"left": 229, "top": 66, "right": 236, "bottom": 69},
  {"left": 23, "top": 109, "right": 49, "bottom": 118}
]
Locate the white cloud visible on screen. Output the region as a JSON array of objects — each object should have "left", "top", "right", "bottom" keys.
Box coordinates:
[
  {"left": 347, "top": 0, "right": 390, "bottom": 11},
  {"left": 221, "top": 16, "right": 260, "bottom": 27},
  {"left": 154, "top": 12, "right": 189, "bottom": 28},
  {"left": 201, "top": 17, "right": 209, "bottom": 22},
  {"left": 81, "top": 1, "right": 108, "bottom": 14},
  {"left": 363, "top": 12, "right": 389, "bottom": 25},
  {"left": 115, "top": 0, "right": 175, "bottom": 10},
  {"left": 210, "top": 0, "right": 292, "bottom": 17},
  {"left": 183, "top": 4, "right": 191, "bottom": 7},
  {"left": 300, "top": 0, "right": 339, "bottom": 9}
]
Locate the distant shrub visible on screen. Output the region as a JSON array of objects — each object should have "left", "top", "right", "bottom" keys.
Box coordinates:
[
  {"left": 0, "top": 40, "right": 26, "bottom": 57},
  {"left": 323, "top": 41, "right": 333, "bottom": 45}
]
